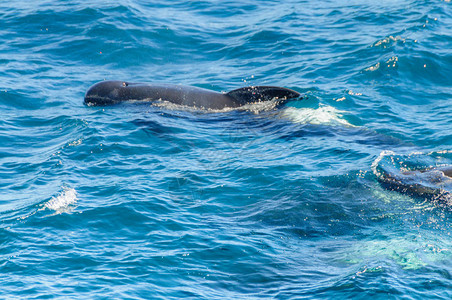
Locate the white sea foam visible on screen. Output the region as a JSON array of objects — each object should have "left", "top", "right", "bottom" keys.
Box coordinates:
[
  {"left": 44, "top": 187, "right": 77, "bottom": 213},
  {"left": 152, "top": 98, "right": 282, "bottom": 114},
  {"left": 280, "top": 105, "right": 353, "bottom": 126}
]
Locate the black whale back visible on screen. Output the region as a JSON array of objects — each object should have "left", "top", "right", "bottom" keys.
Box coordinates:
[
  {"left": 226, "top": 86, "right": 301, "bottom": 106},
  {"left": 84, "top": 81, "right": 301, "bottom": 109}
]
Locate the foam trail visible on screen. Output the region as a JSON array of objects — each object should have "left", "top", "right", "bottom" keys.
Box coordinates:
[{"left": 280, "top": 105, "right": 353, "bottom": 126}]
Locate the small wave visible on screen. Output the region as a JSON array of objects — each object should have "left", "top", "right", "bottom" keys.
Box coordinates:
[
  {"left": 371, "top": 35, "right": 406, "bottom": 49},
  {"left": 371, "top": 150, "right": 395, "bottom": 178},
  {"left": 68, "top": 138, "right": 82, "bottom": 147},
  {"left": 364, "top": 62, "right": 380, "bottom": 72},
  {"left": 43, "top": 188, "right": 77, "bottom": 213},
  {"left": 364, "top": 56, "right": 399, "bottom": 73},
  {"left": 280, "top": 106, "right": 353, "bottom": 126}
]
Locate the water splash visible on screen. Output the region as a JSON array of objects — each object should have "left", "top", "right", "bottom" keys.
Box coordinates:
[{"left": 43, "top": 187, "right": 77, "bottom": 214}]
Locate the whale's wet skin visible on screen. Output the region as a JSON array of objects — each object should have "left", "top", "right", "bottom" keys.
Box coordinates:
[
  {"left": 373, "top": 151, "right": 452, "bottom": 205},
  {"left": 84, "top": 80, "right": 301, "bottom": 110}
]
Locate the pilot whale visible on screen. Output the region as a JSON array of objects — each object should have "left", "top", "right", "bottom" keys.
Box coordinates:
[
  {"left": 84, "top": 80, "right": 301, "bottom": 109},
  {"left": 376, "top": 165, "right": 452, "bottom": 203}
]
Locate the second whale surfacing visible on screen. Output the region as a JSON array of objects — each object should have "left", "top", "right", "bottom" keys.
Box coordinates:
[
  {"left": 377, "top": 166, "right": 452, "bottom": 202},
  {"left": 84, "top": 81, "right": 301, "bottom": 109},
  {"left": 373, "top": 151, "right": 452, "bottom": 205}
]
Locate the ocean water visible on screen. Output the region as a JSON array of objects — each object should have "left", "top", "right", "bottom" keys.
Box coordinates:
[{"left": 1, "top": 0, "right": 451, "bottom": 298}]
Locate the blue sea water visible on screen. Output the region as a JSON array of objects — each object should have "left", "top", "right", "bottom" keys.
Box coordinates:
[{"left": 0, "top": 0, "right": 451, "bottom": 298}]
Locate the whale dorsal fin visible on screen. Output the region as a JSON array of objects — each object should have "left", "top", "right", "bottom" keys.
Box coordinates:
[{"left": 226, "top": 86, "right": 301, "bottom": 105}]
